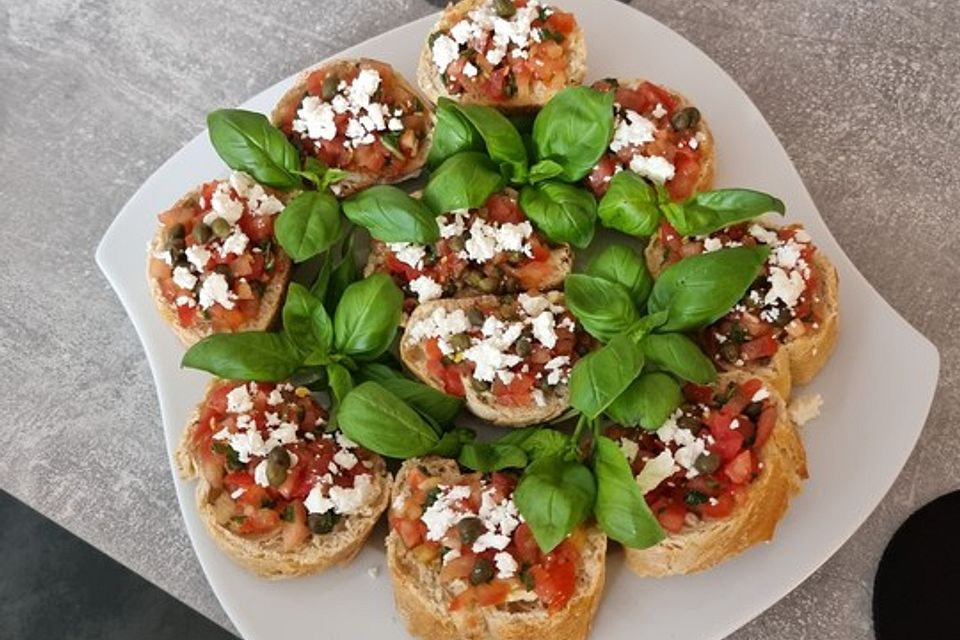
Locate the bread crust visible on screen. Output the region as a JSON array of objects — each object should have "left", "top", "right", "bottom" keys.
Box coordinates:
[
  {"left": 416, "top": 0, "right": 587, "bottom": 112},
  {"left": 399, "top": 292, "right": 572, "bottom": 427},
  {"left": 270, "top": 58, "right": 433, "bottom": 197},
  {"left": 387, "top": 457, "right": 607, "bottom": 640},
  {"left": 644, "top": 227, "right": 840, "bottom": 397},
  {"left": 146, "top": 188, "right": 292, "bottom": 348},
  {"left": 176, "top": 381, "right": 390, "bottom": 579},
  {"left": 603, "top": 78, "right": 714, "bottom": 199},
  {"left": 623, "top": 371, "right": 807, "bottom": 576}
]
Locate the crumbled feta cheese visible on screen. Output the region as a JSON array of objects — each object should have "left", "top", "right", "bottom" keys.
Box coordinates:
[
  {"left": 175, "top": 295, "right": 195, "bottom": 308},
  {"left": 748, "top": 224, "right": 779, "bottom": 245},
  {"left": 172, "top": 266, "right": 197, "bottom": 290},
  {"left": 462, "top": 62, "right": 478, "bottom": 78},
  {"left": 651, "top": 103, "right": 668, "bottom": 119},
  {"left": 518, "top": 293, "right": 550, "bottom": 316},
  {"left": 464, "top": 341, "right": 522, "bottom": 382},
  {"left": 531, "top": 311, "right": 557, "bottom": 349},
  {"left": 764, "top": 267, "right": 806, "bottom": 309},
  {"left": 629, "top": 154, "right": 676, "bottom": 184},
  {"left": 494, "top": 551, "right": 518, "bottom": 579},
  {"left": 388, "top": 242, "right": 426, "bottom": 271},
  {"left": 184, "top": 245, "right": 211, "bottom": 271},
  {"left": 336, "top": 432, "right": 358, "bottom": 449},
  {"left": 422, "top": 485, "right": 472, "bottom": 540},
  {"left": 408, "top": 307, "right": 472, "bottom": 342},
  {"left": 220, "top": 228, "right": 249, "bottom": 257},
  {"left": 789, "top": 393, "right": 823, "bottom": 426},
  {"left": 226, "top": 385, "right": 253, "bottom": 413},
  {"left": 432, "top": 34, "right": 460, "bottom": 71},
  {"left": 266, "top": 389, "right": 284, "bottom": 406},
  {"left": 543, "top": 355, "right": 570, "bottom": 386},
  {"left": 635, "top": 450, "right": 679, "bottom": 494},
  {"left": 438, "top": 210, "right": 468, "bottom": 239},
  {"left": 703, "top": 237, "right": 724, "bottom": 253},
  {"left": 253, "top": 460, "right": 270, "bottom": 487},
  {"left": 333, "top": 449, "right": 358, "bottom": 471},
  {"left": 752, "top": 387, "right": 771, "bottom": 402},
  {"left": 409, "top": 275, "right": 443, "bottom": 302},
  {"left": 619, "top": 438, "right": 640, "bottom": 463},
  {"left": 464, "top": 218, "right": 499, "bottom": 263},
  {"left": 198, "top": 273, "right": 235, "bottom": 310},
  {"left": 204, "top": 183, "right": 245, "bottom": 226},
  {"left": 688, "top": 136, "right": 699, "bottom": 150},
  {"left": 610, "top": 110, "right": 656, "bottom": 153}
]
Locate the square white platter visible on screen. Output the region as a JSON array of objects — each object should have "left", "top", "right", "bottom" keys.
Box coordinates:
[{"left": 96, "top": 0, "right": 940, "bottom": 638}]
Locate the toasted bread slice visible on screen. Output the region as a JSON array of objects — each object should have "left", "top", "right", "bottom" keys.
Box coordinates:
[
  {"left": 271, "top": 58, "right": 434, "bottom": 197},
  {"left": 387, "top": 457, "right": 607, "bottom": 640},
  {"left": 416, "top": 0, "right": 587, "bottom": 112},
  {"left": 588, "top": 78, "right": 714, "bottom": 202},
  {"left": 645, "top": 225, "right": 839, "bottom": 396},
  {"left": 176, "top": 381, "right": 390, "bottom": 579},
  {"left": 146, "top": 187, "right": 292, "bottom": 348},
  {"left": 399, "top": 292, "right": 577, "bottom": 427},
  {"left": 623, "top": 372, "right": 807, "bottom": 576}
]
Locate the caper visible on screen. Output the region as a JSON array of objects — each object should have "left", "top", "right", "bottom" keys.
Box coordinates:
[
  {"left": 447, "top": 236, "right": 465, "bottom": 252},
  {"left": 467, "top": 308, "right": 485, "bottom": 327},
  {"left": 719, "top": 341, "right": 740, "bottom": 363},
  {"left": 507, "top": 251, "right": 524, "bottom": 265},
  {"left": 677, "top": 414, "right": 703, "bottom": 434},
  {"left": 478, "top": 276, "right": 499, "bottom": 293},
  {"left": 694, "top": 452, "right": 721, "bottom": 475},
  {"left": 322, "top": 74, "right": 340, "bottom": 101},
  {"left": 167, "top": 223, "right": 186, "bottom": 240},
  {"left": 744, "top": 401, "right": 763, "bottom": 419},
  {"left": 670, "top": 106, "right": 701, "bottom": 131},
  {"left": 470, "top": 377, "right": 491, "bottom": 392},
  {"left": 470, "top": 557, "right": 495, "bottom": 585},
  {"left": 457, "top": 517, "right": 484, "bottom": 545},
  {"left": 771, "top": 306, "right": 793, "bottom": 328},
  {"left": 165, "top": 235, "right": 185, "bottom": 253},
  {"left": 308, "top": 511, "right": 339, "bottom": 535},
  {"left": 266, "top": 447, "right": 291, "bottom": 487},
  {"left": 193, "top": 222, "right": 212, "bottom": 244},
  {"left": 449, "top": 333, "right": 472, "bottom": 351},
  {"left": 515, "top": 337, "right": 532, "bottom": 356},
  {"left": 464, "top": 271, "right": 483, "bottom": 287},
  {"left": 494, "top": 0, "right": 516, "bottom": 18},
  {"left": 211, "top": 217, "right": 231, "bottom": 239}
]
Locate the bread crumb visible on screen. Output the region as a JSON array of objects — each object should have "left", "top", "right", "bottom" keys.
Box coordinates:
[
  {"left": 789, "top": 393, "right": 823, "bottom": 426},
  {"left": 367, "top": 566, "right": 380, "bottom": 579}
]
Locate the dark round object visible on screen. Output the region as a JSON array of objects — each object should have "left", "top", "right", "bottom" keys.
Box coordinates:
[{"left": 873, "top": 491, "right": 960, "bottom": 639}]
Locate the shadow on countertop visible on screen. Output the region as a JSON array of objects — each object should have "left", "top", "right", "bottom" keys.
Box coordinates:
[{"left": 0, "top": 491, "right": 236, "bottom": 640}]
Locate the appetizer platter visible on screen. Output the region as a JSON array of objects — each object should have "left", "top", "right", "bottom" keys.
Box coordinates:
[{"left": 96, "top": 1, "right": 940, "bottom": 639}]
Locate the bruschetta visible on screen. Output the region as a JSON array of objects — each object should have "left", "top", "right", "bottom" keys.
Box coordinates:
[
  {"left": 646, "top": 220, "right": 839, "bottom": 397},
  {"left": 387, "top": 457, "right": 606, "bottom": 640},
  {"left": 176, "top": 380, "right": 390, "bottom": 578},
  {"left": 364, "top": 188, "right": 573, "bottom": 316},
  {"left": 146, "top": 171, "right": 292, "bottom": 347},
  {"left": 400, "top": 292, "right": 592, "bottom": 427},
  {"left": 585, "top": 78, "right": 714, "bottom": 202},
  {"left": 417, "top": 0, "right": 586, "bottom": 111},
  {"left": 272, "top": 58, "right": 433, "bottom": 196},
  {"left": 607, "top": 373, "right": 807, "bottom": 576}
]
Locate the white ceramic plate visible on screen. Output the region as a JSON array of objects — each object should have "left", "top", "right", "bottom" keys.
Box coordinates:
[{"left": 96, "top": 1, "right": 940, "bottom": 638}]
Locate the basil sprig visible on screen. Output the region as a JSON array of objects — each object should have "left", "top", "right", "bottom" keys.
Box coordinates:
[
  {"left": 569, "top": 333, "right": 646, "bottom": 420},
  {"left": 597, "top": 171, "right": 661, "bottom": 237},
  {"left": 455, "top": 102, "right": 529, "bottom": 183},
  {"left": 333, "top": 273, "right": 403, "bottom": 361},
  {"left": 518, "top": 181, "right": 596, "bottom": 248},
  {"left": 274, "top": 191, "right": 343, "bottom": 262},
  {"left": 641, "top": 333, "right": 716, "bottom": 384},
  {"left": 647, "top": 245, "right": 770, "bottom": 332},
  {"left": 207, "top": 109, "right": 302, "bottom": 189},
  {"left": 593, "top": 436, "right": 664, "bottom": 548},
  {"left": 342, "top": 186, "right": 439, "bottom": 243},
  {"left": 427, "top": 99, "right": 484, "bottom": 169},
  {"left": 585, "top": 244, "right": 653, "bottom": 308},
  {"left": 564, "top": 274, "right": 639, "bottom": 342},
  {"left": 423, "top": 151, "right": 507, "bottom": 214},
  {"left": 337, "top": 382, "right": 442, "bottom": 458},
  {"left": 531, "top": 86, "right": 615, "bottom": 182},
  {"left": 514, "top": 454, "right": 597, "bottom": 552},
  {"left": 606, "top": 372, "right": 683, "bottom": 430},
  {"left": 182, "top": 332, "right": 302, "bottom": 381},
  {"left": 357, "top": 363, "right": 463, "bottom": 425}
]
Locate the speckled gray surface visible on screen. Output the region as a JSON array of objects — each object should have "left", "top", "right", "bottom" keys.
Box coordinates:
[{"left": 2, "top": 0, "right": 958, "bottom": 638}]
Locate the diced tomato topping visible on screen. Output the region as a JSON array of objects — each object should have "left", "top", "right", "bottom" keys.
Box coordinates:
[
  {"left": 755, "top": 407, "right": 777, "bottom": 449},
  {"left": 665, "top": 147, "right": 701, "bottom": 202},
  {"left": 655, "top": 503, "right": 687, "bottom": 534},
  {"left": 740, "top": 335, "right": 780, "bottom": 361},
  {"left": 545, "top": 11, "right": 576, "bottom": 33},
  {"left": 491, "top": 373, "right": 535, "bottom": 407},
  {"left": 659, "top": 221, "right": 684, "bottom": 258},
  {"left": 711, "top": 432, "right": 745, "bottom": 462},
  {"left": 396, "top": 518, "right": 427, "bottom": 549},
  {"left": 176, "top": 303, "right": 197, "bottom": 327},
  {"left": 486, "top": 193, "right": 526, "bottom": 224},
  {"left": 531, "top": 540, "right": 578, "bottom": 613},
  {"left": 237, "top": 508, "right": 281, "bottom": 535},
  {"left": 616, "top": 81, "right": 676, "bottom": 116},
  {"left": 683, "top": 383, "right": 715, "bottom": 404},
  {"left": 439, "top": 552, "right": 477, "bottom": 582},
  {"left": 721, "top": 379, "right": 764, "bottom": 417},
  {"left": 700, "top": 491, "right": 735, "bottom": 519},
  {"left": 514, "top": 522, "right": 542, "bottom": 566},
  {"left": 724, "top": 450, "right": 754, "bottom": 484}
]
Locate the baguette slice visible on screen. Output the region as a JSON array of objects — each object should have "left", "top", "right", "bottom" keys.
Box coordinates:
[
  {"left": 623, "top": 371, "right": 807, "bottom": 576},
  {"left": 587, "top": 78, "right": 714, "bottom": 203},
  {"left": 271, "top": 58, "right": 434, "bottom": 197},
  {"left": 417, "top": 0, "right": 587, "bottom": 112},
  {"left": 387, "top": 457, "right": 607, "bottom": 640},
  {"left": 400, "top": 292, "right": 576, "bottom": 427},
  {"left": 645, "top": 224, "right": 839, "bottom": 395},
  {"left": 146, "top": 186, "right": 292, "bottom": 348},
  {"left": 176, "top": 381, "right": 390, "bottom": 579}
]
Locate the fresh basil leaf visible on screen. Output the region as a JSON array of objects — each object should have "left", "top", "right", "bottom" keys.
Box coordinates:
[
  {"left": 206, "top": 109, "right": 301, "bottom": 189},
  {"left": 459, "top": 442, "right": 528, "bottom": 472},
  {"left": 342, "top": 186, "right": 440, "bottom": 243},
  {"left": 593, "top": 436, "right": 664, "bottom": 548},
  {"left": 585, "top": 244, "right": 654, "bottom": 308},
  {"left": 358, "top": 363, "right": 464, "bottom": 425},
  {"left": 427, "top": 98, "right": 484, "bottom": 169},
  {"left": 423, "top": 152, "right": 507, "bottom": 214},
  {"left": 648, "top": 245, "right": 770, "bottom": 332},
  {"left": 514, "top": 455, "right": 597, "bottom": 552},
  {"left": 429, "top": 427, "right": 477, "bottom": 457},
  {"left": 597, "top": 170, "right": 662, "bottom": 237},
  {"left": 321, "top": 168, "right": 350, "bottom": 190},
  {"left": 496, "top": 427, "right": 569, "bottom": 461},
  {"left": 182, "top": 332, "right": 300, "bottom": 381},
  {"left": 519, "top": 181, "right": 596, "bottom": 248},
  {"left": 564, "top": 273, "right": 640, "bottom": 343},
  {"left": 569, "top": 333, "right": 645, "bottom": 419},
  {"left": 325, "top": 232, "right": 358, "bottom": 312},
  {"left": 337, "top": 382, "right": 440, "bottom": 458},
  {"left": 606, "top": 372, "right": 683, "bottom": 430},
  {"left": 281, "top": 283, "right": 332, "bottom": 357},
  {"left": 309, "top": 250, "right": 333, "bottom": 301},
  {"left": 528, "top": 159, "right": 565, "bottom": 184},
  {"left": 333, "top": 273, "right": 402, "bottom": 361},
  {"left": 662, "top": 188, "right": 785, "bottom": 237},
  {"left": 327, "top": 361, "right": 353, "bottom": 406},
  {"left": 275, "top": 191, "right": 342, "bottom": 262},
  {"left": 456, "top": 103, "right": 528, "bottom": 183},
  {"left": 641, "top": 333, "right": 716, "bottom": 384},
  {"left": 532, "top": 86, "right": 615, "bottom": 182},
  {"left": 628, "top": 311, "right": 670, "bottom": 342}
]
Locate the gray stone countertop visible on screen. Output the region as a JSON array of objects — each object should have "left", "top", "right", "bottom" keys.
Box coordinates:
[{"left": 2, "top": 0, "right": 958, "bottom": 637}]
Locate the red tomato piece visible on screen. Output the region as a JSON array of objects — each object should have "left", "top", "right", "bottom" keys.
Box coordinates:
[
  {"left": 514, "top": 522, "right": 542, "bottom": 566},
  {"left": 740, "top": 335, "right": 780, "bottom": 362},
  {"left": 700, "top": 491, "right": 735, "bottom": 519},
  {"left": 395, "top": 518, "right": 427, "bottom": 549},
  {"left": 754, "top": 406, "right": 777, "bottom": 449},
  {"left": 486, "top": 193, "right": 526, "bottom": 224},
  {"left": 724, "top": 450, "right": 754, "bottom": 484}
]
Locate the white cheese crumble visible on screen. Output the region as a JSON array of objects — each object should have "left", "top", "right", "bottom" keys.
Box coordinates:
[
  {"left": 789, "top": 393, "right": 823, "bottom": 426},
  {"left": 226, "top": 385, "right": 253, "bottom": 413},
  {"left": 629, "top": 154, "right": 676, "bottom": 184},
  {"left": 619, "top": 437, "right": 640, "bottom": 464},
  {"left": 332, "top": 449, "right": 358, "bottom": 471},
  {"left": 388, "top": 242, "right": 426, "bottom": 271},
  {"left": 421, "top": 485, "right": 472, "bottom": 540},
  {"left": 253, "top": 460, "right": 270, "bottom": 488},
  {"left": 651, "top": 103, "right": 668, "bottom": 118},
  {"left": 203, "top": 182, "right": 245, "bottom": 226},
  {"left": 220, "top": 228, "right": 249, "bottom": 257},
  {"left": 304, "top": 473, "right": 377, "bottom": 516},
  {"left": 494, "top": 551, "right": 518, "bottom": 579},
  {"left": 198, "top": 273, "right": 235, "bottom": 310},
  {"left": 172, "top": 266, "right": 197, "bottom": 291},
  {"left": 409, "top": 275, "right": 443, "bottom": 303},
  {"left": 531, "top": 311, "right": 558, "bottom": 348},
  {"left": 609, "top": 109, "right": 656, "bottom": 153},
  {"left": 185, "top": 245, "right": 211, "bottom": 272},
  {"left": 635, "top": 449, "right": 679, "bottom": 494}
]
